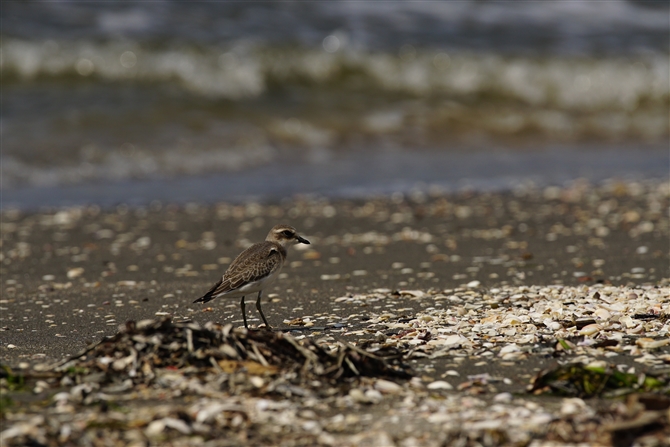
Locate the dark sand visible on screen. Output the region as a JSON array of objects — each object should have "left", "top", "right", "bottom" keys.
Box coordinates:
[
  {"left": 1, "top": 181, "right": 667, "bottom": 366},
  {"left": 1, "top": 180, "right": 669, "bottom": 445}
]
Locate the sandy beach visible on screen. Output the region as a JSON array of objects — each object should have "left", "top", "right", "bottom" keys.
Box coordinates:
[
  {"left": 1, "top": 179, "right": 669, "bottom": 446},
  {"left": 3, "top": 2, "right": 669, "bottom": 445}
]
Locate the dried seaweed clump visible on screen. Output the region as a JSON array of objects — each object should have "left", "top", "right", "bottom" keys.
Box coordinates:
[{"left": 55, "top": 317, "right": 412, "bottom": 388}]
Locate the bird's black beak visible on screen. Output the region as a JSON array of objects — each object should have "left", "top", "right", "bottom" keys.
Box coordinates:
[{"left": 297, "top": 235, "right": 310, "bottom": 244}]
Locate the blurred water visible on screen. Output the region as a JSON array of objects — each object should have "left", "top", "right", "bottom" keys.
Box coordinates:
[
  {"left": 1, "top": 1, "right": 668, "bottom": 205},
  {"left": 3, "top": 145, "right": 668, "bottom": 210}
]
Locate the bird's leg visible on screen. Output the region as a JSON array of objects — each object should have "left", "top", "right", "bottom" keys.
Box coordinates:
[
  {"left": 256, "top": 291, "right": 271, "bottom": 329},
  {"left": 240, "top": 296, "right": 248, "bottom": 329}
]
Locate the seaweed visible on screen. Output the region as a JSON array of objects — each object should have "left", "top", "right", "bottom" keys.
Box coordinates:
[{"left": 529, "top": 363, "right": 669, "bottom": 398}]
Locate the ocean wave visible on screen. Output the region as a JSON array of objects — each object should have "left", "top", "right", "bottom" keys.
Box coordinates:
[
  {"left": 2, "top": 38, "right": 667, "bottom": 112},
  {"left": 2, "top": 37, "right": 668, "bottom": 190}
]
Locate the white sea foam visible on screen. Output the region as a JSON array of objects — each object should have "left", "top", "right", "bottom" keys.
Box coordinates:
[
  {"left": 2, "top": 38, "right": 668, "bottom": 190},
  {"left": 2, "top": 38, "right": 667, "bottom": 112}
]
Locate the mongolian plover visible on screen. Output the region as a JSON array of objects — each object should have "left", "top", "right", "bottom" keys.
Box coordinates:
[{"left": 194, "top": 224, "right": 310, "bottom": 329}]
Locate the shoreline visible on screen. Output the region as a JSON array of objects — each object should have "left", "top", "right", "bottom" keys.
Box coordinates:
[{"left": 3, "top": 146, "right": 669, "bottom": 211}]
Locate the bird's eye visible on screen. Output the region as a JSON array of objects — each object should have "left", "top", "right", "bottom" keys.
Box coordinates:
[{"left": 282, "top": 230, "right": 293, "bottom": 237}]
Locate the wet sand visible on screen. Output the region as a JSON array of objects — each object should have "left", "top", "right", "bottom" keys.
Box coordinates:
[{"left": 1, "top": 179, "right": 669, "bottom": 445}]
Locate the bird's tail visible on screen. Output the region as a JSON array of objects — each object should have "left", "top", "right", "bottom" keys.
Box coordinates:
[
  {"left": 193, "top": 294, "right": 213, "bottom": 304},
  {"left": 194, "top": 277, "right": 224, "bottom": 304}
]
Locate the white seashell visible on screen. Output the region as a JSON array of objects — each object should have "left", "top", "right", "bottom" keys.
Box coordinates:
[
  {"left": 517, "top": 334, "right": 537, "bottom": 344},
  {"left": 117, "top": 280, "right": 137, "bottom": 287},
  {"left": 33, "top": 380, "right": 49, "bottom": 394},
  {"left": 67, "top": 268, "right": 85, "bottom": 279},
  {"left": 560, "top": 398, "right": 588, "bottom": 416},
  {"left": 249, "top": 376, "right": 265, "bottom": 388},
  {"left": 636, "top": 338, "right": 670, "bottom": 349},
  {"left": 530, "top": 413, "right": 554, "bottom": 426},
  {"left": 579, "top": 324, "right": 601, "bottom": 336},
  {"left": 544, "top": 320, "right": 562, "bottom": 331},
  {"left": 145, "top": 420, "right": 165, "bottom": 437},
  {"left": 398, "top": 290, "right": 425, "bottom": 298},
  {"left": 375, "top": 379, "right": 403, "bottom": 394},
  {"left": 53, "top": 392, "right": 70, "bottom": 403},
  {"left": 348, "top": 388, "right": 368, "bottom": 403},
  {"left": 503, "top": 316, "right": 523, "bottom": 326},
  {"left": 469, "top": 419, "right": 505, "bottom": 430},
  {"left": 593, "top": 308, "right": 611, "bottom": 320},
  {"left": 499, "top": 344, "right": 520, "bottom": 355},
  {"left": 442, "top": 334, "right": 465, "bottom": 348},
  {"left": 373, "top": 288, "right": 391, "bottom": 294},
  {"left": 162, "top": 417, "right": 192, "bottom": 435},
  {"left": 196, "top": 403, "right": 240, "bottom": 424},
  {"left": 627, "top": 324, "right": 645, "bottom": 334},
  {"left": 427, "top": 380, "right": 453, "bottom": 390},
  {"left": 586, "top": 360, "right": 607, "bottom": 369},
  {"left": 427, "top": 413, "right": 451, "bottom": 424},
  {"left": 493, "top": 392, "right": 513, "bottom": 403},
  {"left": 364, "top": 389, "right": 383, "bottom": 404}
]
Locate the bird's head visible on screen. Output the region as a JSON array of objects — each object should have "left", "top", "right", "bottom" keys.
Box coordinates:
[{"left": 267, "top": 224, "right": 310, "bottom": 247}]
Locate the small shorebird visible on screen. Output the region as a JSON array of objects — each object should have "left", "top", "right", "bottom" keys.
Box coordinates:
[{"left": 194, "top": 224, "right": 310, "bottom": 329}]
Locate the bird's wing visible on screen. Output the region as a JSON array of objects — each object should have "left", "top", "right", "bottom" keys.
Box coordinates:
[
  {"left": 193, "top": 242, "right": 284, "bottom": 303},
  {"left": 226, "top": 242, "right": 284, "bottom": 289}
]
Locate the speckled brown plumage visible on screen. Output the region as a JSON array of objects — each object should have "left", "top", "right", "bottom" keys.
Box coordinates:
[
  {"left": 193, "top": 224, "right": 310, "bottom": 329},
  {"left": 197, "top": 242, "right": 286, "bottom": 302}
]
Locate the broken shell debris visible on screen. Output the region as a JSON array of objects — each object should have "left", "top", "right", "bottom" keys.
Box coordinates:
[
  {"left": 2, "top": 284, "right": 669, "bottom": 446},
  {"left": 354, "top": 284, "right": 670, "bottom": 369}
]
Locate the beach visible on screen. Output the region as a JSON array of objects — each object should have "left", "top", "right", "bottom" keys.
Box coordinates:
[
  {"left": 2, "top": 1, "right": 670, "bottom": 444},
  {"left": 1, "top": 179, "right": 668, "bottom": 446}
]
